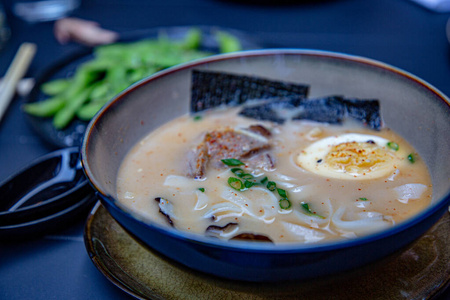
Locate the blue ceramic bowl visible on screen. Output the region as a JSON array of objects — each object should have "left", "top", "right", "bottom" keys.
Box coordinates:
[{"left": 81, "top": 49, "right": 450, "bottom": 282}]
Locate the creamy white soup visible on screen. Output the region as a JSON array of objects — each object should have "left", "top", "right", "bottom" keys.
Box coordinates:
[{"left": 117, "top": 108, "right": 432, "bottom": 244}]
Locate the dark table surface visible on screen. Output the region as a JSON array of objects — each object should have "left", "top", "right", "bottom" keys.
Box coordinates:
[{"left": 0, "top": 0, "right": 449, "bottom": 299}]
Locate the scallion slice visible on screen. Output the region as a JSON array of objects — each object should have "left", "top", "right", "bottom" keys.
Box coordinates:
[
  {"left": 198, "top": 188, "right": 205, "bottom": 192},
  {"left": 387, "top": 141, "right": 399, "bottom": 151},
  {"left": 228, "top": 177, "right": 244, "bottom": 191},
  {"left": 359, "top": 197, "right": 368, "bottom": 201},
  {"left": 222, "top": 158, "right": 245, "bottom": 166},
  {"left": 266, "top": 181, "right": 276, "bottom": 191},
  {"left": 279, "top": 198, "right": 292, "bottom": 209},
  {"left": 231, "top": 167, "right": 254, "bottom": 180},
  {"left": 240, "top": 173, "right": 254, "bottom": 180},
  {"left": 407, "top": 153, "right": 415, "bottom": 163},
  {"left": 244, "top": 180, "right": 256, "bottom": 189},
  {"left": 260, "top": 177, "right": 268, "bottom": 184},
  {"left": 277, "top": 188, "right": 288, "bottom": 198},
  {"left": 231, "top": 168, "right": 244, "bottom": 176},
  {"left": 301, "top": 202, "right": 325, "bottom": 219}
]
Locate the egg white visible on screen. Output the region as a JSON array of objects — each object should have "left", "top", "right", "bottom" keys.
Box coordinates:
[{"left": 296, "top": 133, "right": 404, "bottom": 180}]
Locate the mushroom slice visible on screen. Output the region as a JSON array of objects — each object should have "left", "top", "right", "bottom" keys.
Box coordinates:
[
  {"left": 205, "top": 222, "right": 239, "bottom": 238},
  {"left": 155, "top": 197, "right": 175, "bottom": 226},
  {"left": 230, "top": 233, "right": 273, "bottom": 243}
]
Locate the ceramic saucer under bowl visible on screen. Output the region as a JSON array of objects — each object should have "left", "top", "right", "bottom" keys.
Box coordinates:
[{"left": 84, "top": 203, "right": 450, "bottom": 300}]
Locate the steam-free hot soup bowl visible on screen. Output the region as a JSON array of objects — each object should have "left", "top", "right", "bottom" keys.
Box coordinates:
[{"left": 81, "top": 49, "right": 450, "bottom": 282}]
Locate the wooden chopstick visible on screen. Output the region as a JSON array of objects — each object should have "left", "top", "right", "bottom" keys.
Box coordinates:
[{"left": 0, "top": 42, "right": 36, "bottom": 122}]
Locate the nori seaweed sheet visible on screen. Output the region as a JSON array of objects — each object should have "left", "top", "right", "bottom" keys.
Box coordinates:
[
  {"left": 191, "top": 70, "right": 309, "bottom": 112},
  {"left": 190, "top": 70, "right": 382, "bottom": 130},
  {"left": 291, "top": 96, "right": 346, "bottom": 124},
  {"left": 240, "top": 95, "right": 382, "bottom": 130},
  {"left": 342, "top": 98, "right": 381, "bottom": 130},
  {"left": 238, "top": 96, "right": 304, "bottom": 124}
]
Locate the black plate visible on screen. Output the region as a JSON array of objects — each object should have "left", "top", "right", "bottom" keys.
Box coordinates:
[{"left": 24, "top": 26, "right": 264, "bottom": 148}]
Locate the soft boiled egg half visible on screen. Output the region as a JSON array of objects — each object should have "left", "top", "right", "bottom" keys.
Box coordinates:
[{"left": 296, "top": 133, "right": 406, "bottom": 180}]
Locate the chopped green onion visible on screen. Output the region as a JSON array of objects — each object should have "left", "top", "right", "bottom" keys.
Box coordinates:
[
  {"left": 266, "top": 181, "right": 277, "bottom": 191},
  {"left": 244, "top": 180, "right": 256, "bottom": 189},
  {"left": 231, "top": 168, "right": 244, "bottom": 176},
  {"left": 387, "top": 141, "right": 399, "bottom": 151},
  {"left": 279, "top": 198, "right": 292, "bottom": 209},
  {"left": 301, "top": 202, "right": 325, "bottom": 219},
  {"left": 240, "top": 173, "right": 254, "bottom": 179},
  {"left": 260, "top": 177, "right": 268, "bottom": 184},
  {"left": 277, "top": 188, "right": 288, "bottom": 199},
  {"left": 193, "top": 115, "right": 202, "bottom": 121},
  {"left": 407, "top": 153, "right": 415, "bottom": 163},
  {"left": 222, "top": 158, "right": 245, "bottom": 166},
  {"left": 228, "top": 177, "right": 244, "bottom": 191},
  {"left": 231, "top": 168, "right": 254, "bottom": 179},
  {"left": 359, "top": 197, "right": 368, "bottom": 201},
  {"left": 198, "top": 188, "right": 205, "bottom": 192},
  {"left": 301, "top": 202, "right": 311, "bottom": 212}
]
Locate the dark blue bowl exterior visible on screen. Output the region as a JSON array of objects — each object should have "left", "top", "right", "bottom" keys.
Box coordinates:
[{"left": 99, "top": 193, "right": 448, "bottom": 282}]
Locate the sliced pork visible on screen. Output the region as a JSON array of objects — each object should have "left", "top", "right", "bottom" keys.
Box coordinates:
[{"left": 186, "top": 125, "right": 275, "bottom": 179}]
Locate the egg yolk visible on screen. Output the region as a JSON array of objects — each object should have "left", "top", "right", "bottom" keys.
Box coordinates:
[{"left": 325, "top": 141, "right": 394, "bottom": 175}]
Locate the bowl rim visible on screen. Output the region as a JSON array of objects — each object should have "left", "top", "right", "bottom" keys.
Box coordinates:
[{"left": 82, "top": 48, "right": 450, "bottom": 252}]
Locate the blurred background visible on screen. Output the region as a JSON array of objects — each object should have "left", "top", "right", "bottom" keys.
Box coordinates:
[{"left": 0, "top": 0, "right": 449, "bottom": 299}]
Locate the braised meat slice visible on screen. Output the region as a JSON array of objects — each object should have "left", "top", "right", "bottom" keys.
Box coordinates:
[
  {"left": 186, "top": 142, "right": 209, "bottom": 180},
  {"left": 186, "top": 125, "right": 275, "bottom": 179},
  {"left": 244, "top": 150, "right": 276, "bottom": 170},
  {"left": 204, "top": 128, "right": 271, "bottom": 168}
]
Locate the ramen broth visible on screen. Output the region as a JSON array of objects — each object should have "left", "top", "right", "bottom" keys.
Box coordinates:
[{"left": 117, "top": 108, "right": 432, "bottom": 244}]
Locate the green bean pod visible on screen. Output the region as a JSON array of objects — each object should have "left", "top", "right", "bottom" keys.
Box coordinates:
[{"left": 22, "top": 97, "right": 66, "bottom": 117}]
